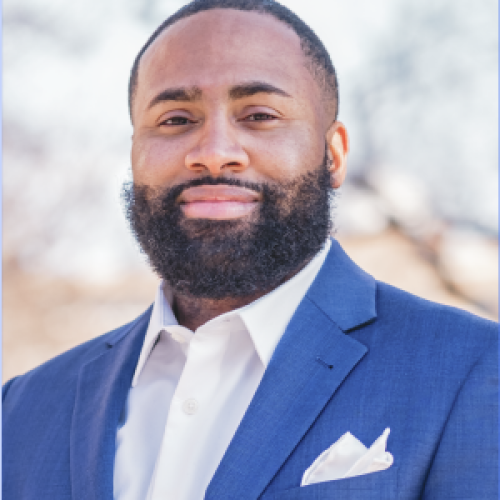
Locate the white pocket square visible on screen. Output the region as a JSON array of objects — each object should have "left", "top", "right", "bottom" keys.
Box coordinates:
[{"left": 301, "top": 428, "right": 394, "bottom": 486}]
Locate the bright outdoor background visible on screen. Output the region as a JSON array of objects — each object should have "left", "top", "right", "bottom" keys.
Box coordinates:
[{"left": 3, "top": 0, "right": 498, "bottom": 380}]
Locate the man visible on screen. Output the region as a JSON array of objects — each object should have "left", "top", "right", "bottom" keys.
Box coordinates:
[{"left": 3, "top": 1, "right": 498, "bottom": 499}]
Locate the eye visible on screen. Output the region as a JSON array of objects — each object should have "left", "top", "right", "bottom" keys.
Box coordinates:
[
  {"left": 159, "top": 116, "right": 194, "bottom": 126},
  {"left": 245, "top": 112, "right": 277, "bottom": 122}
]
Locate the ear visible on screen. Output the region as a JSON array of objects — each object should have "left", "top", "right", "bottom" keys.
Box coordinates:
[{"left": 325, "top": 121, "right": 349, "bottom": 189}]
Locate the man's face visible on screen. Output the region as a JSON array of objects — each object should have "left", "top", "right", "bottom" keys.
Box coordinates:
[{"left": 128, "top": 9, "right": 348, "bottom": 298}]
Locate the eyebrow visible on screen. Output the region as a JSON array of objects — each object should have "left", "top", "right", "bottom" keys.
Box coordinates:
[
  {"left": 148, "top": 87, "right": 202, "bottom": 109},
  {"left": 147, "top": 81, "right": 291, "bottom": 110},
  {"left": 228, "top": 81, "right": 291, "bottom": 100}
]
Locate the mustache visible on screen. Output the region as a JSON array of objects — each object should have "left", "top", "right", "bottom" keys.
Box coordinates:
[{"left": 124, "top": 176, "right": 282, "bottom": 213}]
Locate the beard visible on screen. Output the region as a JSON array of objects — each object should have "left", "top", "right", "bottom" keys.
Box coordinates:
[{"left": 123, "top": 153, "right": 334, "bottom": 300}]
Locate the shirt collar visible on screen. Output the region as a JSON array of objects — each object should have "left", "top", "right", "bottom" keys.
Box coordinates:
[
  {"left": 237, "top": 239, "right": 331, "bottom": 366},
  {"left": 131, "top": 283, "right": 178, "bottom": 387},
  {"left": 132, "top": 239, "right": 331, "bottom": 387}
]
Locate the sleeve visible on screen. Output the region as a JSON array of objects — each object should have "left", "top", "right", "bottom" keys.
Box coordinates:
[{"left": 423, "top": 331, "right": 499, "bottom": 499}]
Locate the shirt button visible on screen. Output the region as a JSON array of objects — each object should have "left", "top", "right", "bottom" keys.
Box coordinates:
[{"left": 182, "top": 398, "right": 199, "bottom": 415}]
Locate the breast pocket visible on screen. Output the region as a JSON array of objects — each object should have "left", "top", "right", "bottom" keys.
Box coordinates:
[{"left": 270, "top": 467, "right": 399, "bottom": 500}]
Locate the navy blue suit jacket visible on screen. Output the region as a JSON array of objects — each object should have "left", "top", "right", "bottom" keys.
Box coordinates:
[{"left": 3, "top": 240, "right": 498, "bottom": 499}]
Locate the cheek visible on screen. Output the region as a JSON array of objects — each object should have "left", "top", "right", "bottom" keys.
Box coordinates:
[
  {"left": 131, "top": 136, "right": 185, "bottom": 187},
  {"left": 250, "top": 126, "right": 324, "bottom": 182}
]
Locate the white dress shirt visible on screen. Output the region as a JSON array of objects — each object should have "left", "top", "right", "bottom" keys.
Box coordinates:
[{"left": 113, "top": 239, "right": 331, "bottom": 500}]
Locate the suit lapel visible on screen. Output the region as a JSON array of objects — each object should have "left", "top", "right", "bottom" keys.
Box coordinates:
[
  {"left": 70, "top": 307, "right": 152, "bottom": 500},
  {"left": 206, "top": 240, "right": 377, "bottom": 500}
]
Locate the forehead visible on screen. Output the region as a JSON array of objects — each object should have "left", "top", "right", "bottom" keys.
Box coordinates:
[{"left": 135, "top": 9, "right": 321, "bottom": 111}]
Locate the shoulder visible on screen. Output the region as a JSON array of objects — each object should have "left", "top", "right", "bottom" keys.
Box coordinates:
[
  {"left": 2, "top": 308, "right": 152, "bottom": 404},
  {"left": 375, "top": 280, "right": 497, "bottom": 336},
  {"left": 368, "top": 281, "right": 497, "bottom": 375}
]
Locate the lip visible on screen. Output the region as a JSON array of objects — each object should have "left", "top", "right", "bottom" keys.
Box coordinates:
[{"left": 178, "top": 185, "right": 261, "bottom": 220}]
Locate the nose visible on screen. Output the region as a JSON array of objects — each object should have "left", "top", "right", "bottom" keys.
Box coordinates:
[{"left": 185, "top": 116, "right": 249, "bottom": 176}]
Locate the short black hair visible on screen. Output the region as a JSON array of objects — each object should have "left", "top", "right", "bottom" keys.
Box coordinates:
[{"left": 128, "top": 0, "right": 339, "bottom": 122}]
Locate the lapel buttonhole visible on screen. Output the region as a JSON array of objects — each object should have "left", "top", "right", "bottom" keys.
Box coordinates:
[{"left": 316, "top": 356, "right": 334, "bottom": 370}]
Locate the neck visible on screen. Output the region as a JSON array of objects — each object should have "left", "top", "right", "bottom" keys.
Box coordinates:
[
  {"left": 172, "top": 293, "right": 264, "bottom": 331},
  {"left": 171, "top": 256, "right": 315, "bottom": 331}
]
